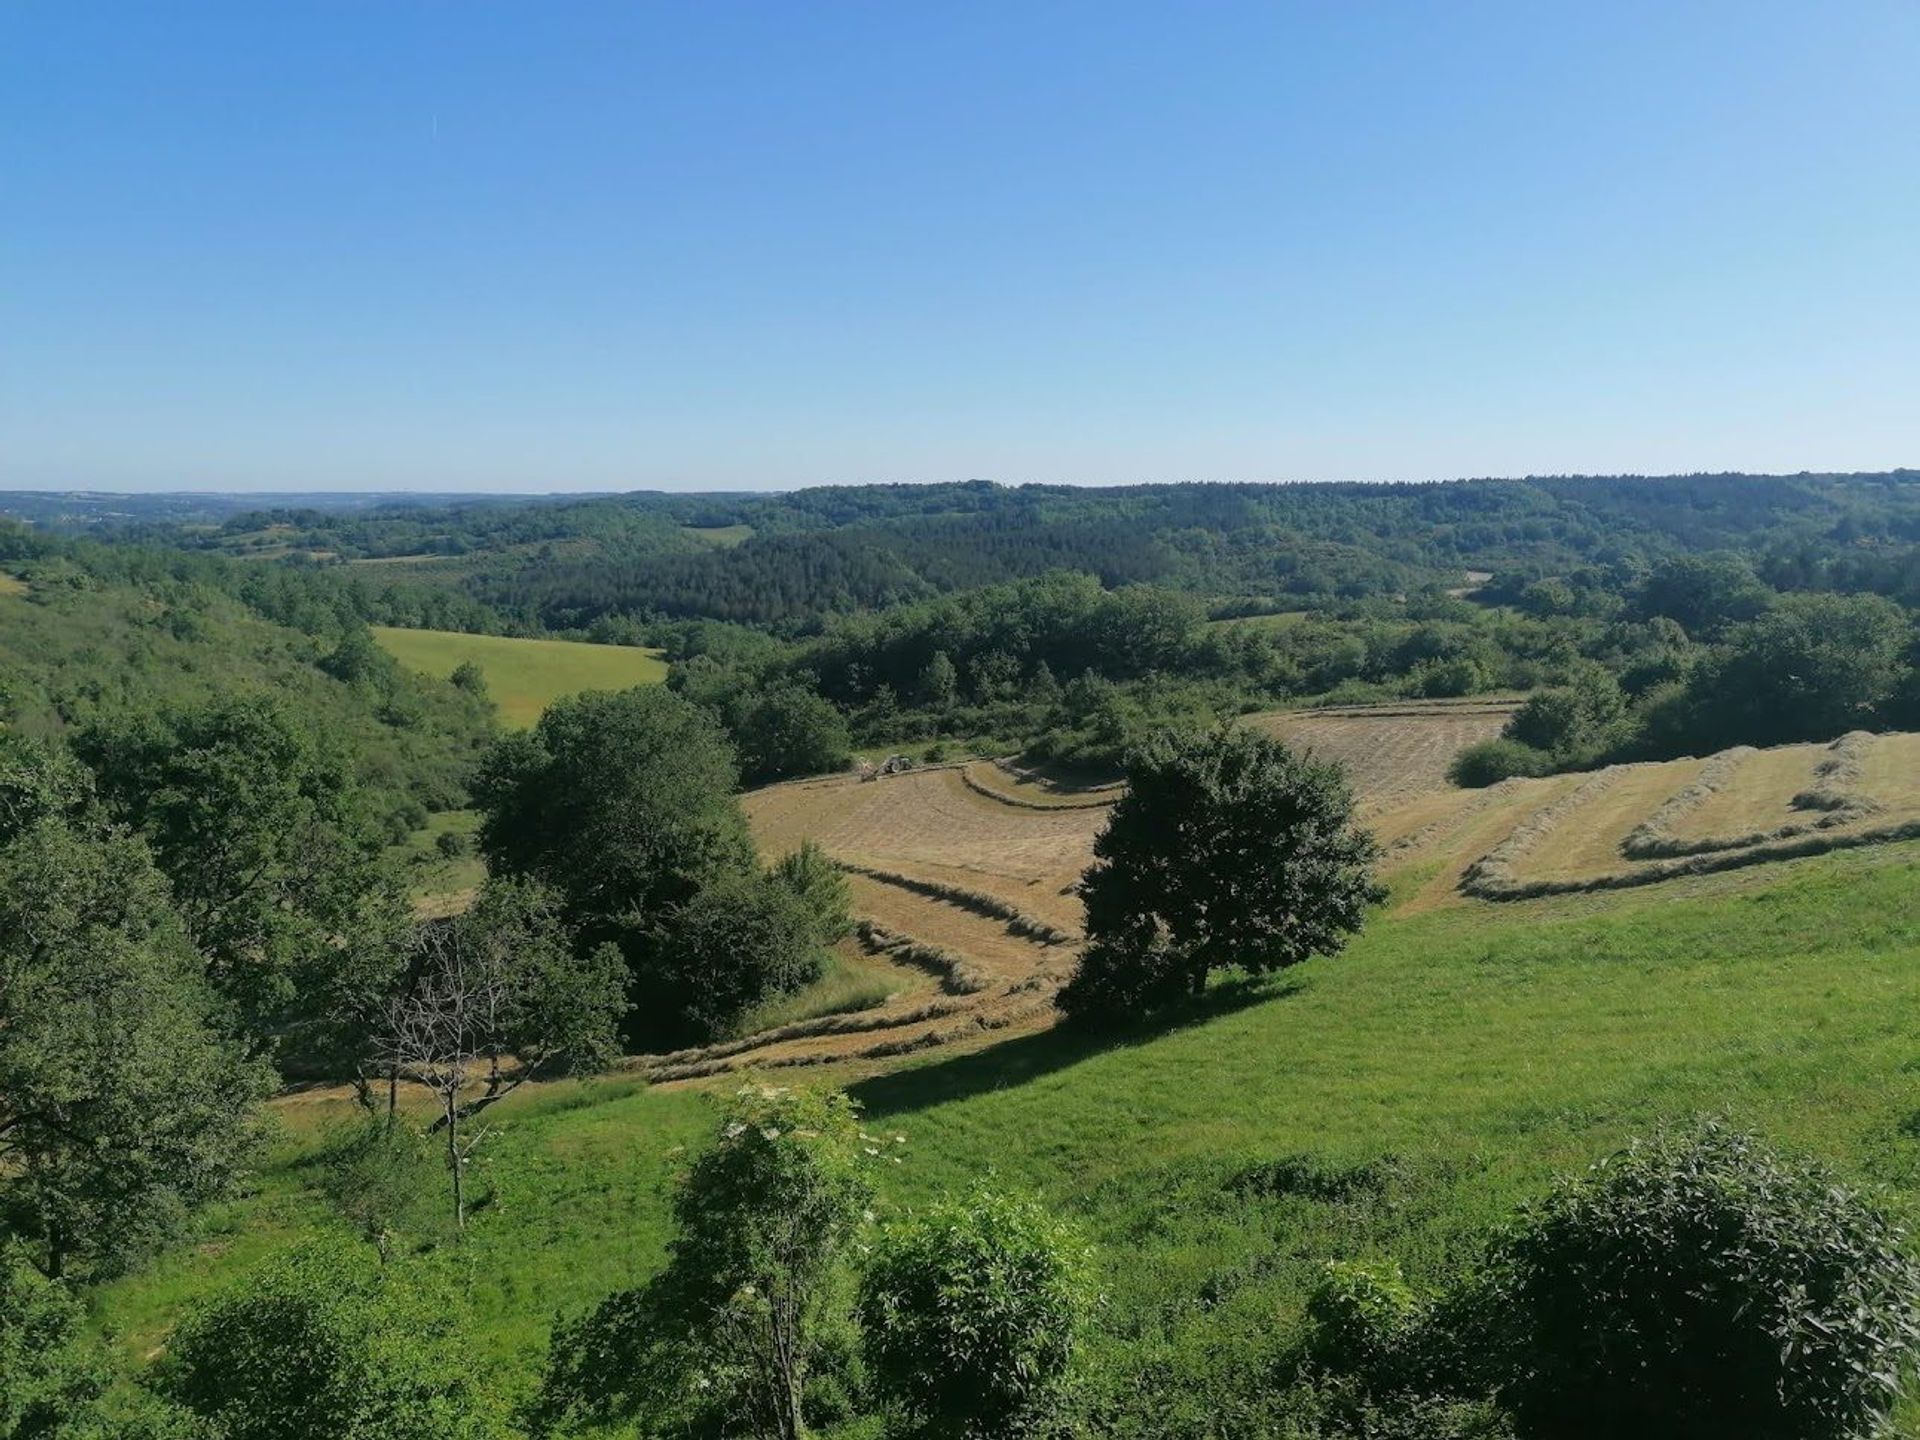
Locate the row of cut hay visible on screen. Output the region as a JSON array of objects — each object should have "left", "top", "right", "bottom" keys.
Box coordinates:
[
  {"left": 643, "top": 987, "right": 1064, "bottom": 1083},
  {"left": 854, "top": 919, "right": 992, "bottom": 995},
  {"left": 634, "top": 992, "right": 970, "bottom": 1073},
  {"left": 1461, "top": 770, "right": 1621, "bottom": 899},
  {"left": 1382, "top": 777, "right": 1531, "bottom": 858},
  {"left": 1469, "top": 815, "right": 1920, "bottom": 904},
  {"left": 1623, "top": 734, "right": 1885, "bottom": 860},
  {"left": 958, "top": 765, "right": 1119, "bottom": 812},
  {"left": 838, "top": 862, "right": 1082, "bottom": 946},
  {"left": 1621, "top": 747, "right": 1757, "bottom": 858},
  {"left": 1790, "top": 731, "right": 1880, "bottom": 812}
]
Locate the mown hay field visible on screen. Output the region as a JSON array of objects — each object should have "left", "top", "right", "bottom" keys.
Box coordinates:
[
  {"left": 736, "top": 712, "right": 1920, "bottom": 1074},
  {"left": 1247, "top": 698, "right": 1520, "bottom": 810},
  {"left": 372, "top": 626, "right": 666, "bottom": 728}
]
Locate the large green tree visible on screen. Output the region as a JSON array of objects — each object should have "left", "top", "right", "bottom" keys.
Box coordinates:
[
  {"left": 1674, "top": 591, "right": 1912, "bottom": 748},
  {"left": 730, "top": 685, "right": 853, "bottom": 787},
  {"left": 1058, "top": 726, "right": 1383, "bottom": 1025},
  {"left": 73, "top": 696, "right": 408, "bottom": 1051},
  {"left": 474, "top": 686, "right": 753, "bottom": 941},
  {"left": 0, "top": 737, "right": 271, "bottom": 1280},
  {"left": 473, "top": 687, "right": 831, "bottom": 1047}
]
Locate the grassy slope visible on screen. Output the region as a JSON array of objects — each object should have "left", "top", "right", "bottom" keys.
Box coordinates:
[
  {"left": 372, "top": 626, "right": 667, "bottom": 728},
  {"left": 95, "top": 842, "right": 1920, "bottom": 1430}
]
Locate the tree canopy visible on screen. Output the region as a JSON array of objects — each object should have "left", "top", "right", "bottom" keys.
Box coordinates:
[
  {"left": 1059, "top": 726, "right": 1383, "bottom": 1024},
  {"left": 0, "top": 737, "right": 271, "bottom": 1279}
]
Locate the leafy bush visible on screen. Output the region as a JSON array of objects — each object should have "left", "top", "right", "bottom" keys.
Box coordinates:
[
  {"left": 1304, "top": 1260, "right": 1423, "bottom": 1377},
  {"left": 314, "top": 1120, "right": 446, "bottom": 1263},
  {"left": 860, "top": 1187, "right": 1093, "bottom": 1437},
  {"left": 1502, "top": 666, "right": 1626, "bottom": 763},
  {"left": 159, "top": 1239, "right": 507, "bottom": 1440},
  {"left": 1448, "top": 739, "right": 1550, "bottom": 788},
  {"left": 770, "top": 839, "right": 853, "bottom": 944},
  {"left": 649, "top": 872, "right": 827, "bottom": 1044},
  {"left": 533, "top": 1086, "right": 875, "bottom": 1440},
  {"left": 1480, "top": 1121, "right": 1920, "bottom": 1440},
  {"left": 1, "top": 1245, "right": 111, "bottom": 1438}
]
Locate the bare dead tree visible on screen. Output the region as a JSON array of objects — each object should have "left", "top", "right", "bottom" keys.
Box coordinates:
[
  {"left": 377, "top": 920, "right": 508, "bottom": 1230},
  {"left": 374, "top": 881, "right": 625, "bottom": 1230}
]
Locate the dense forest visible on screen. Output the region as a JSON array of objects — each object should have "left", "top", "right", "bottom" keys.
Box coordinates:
[
  {"left": 9, "top": 470, "right": 1917, "bottom": 632},
  {"left": 6, "top": 471, "right": 1919, "bottom": 784}
]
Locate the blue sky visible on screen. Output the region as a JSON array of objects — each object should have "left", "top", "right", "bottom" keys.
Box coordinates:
[{"left": 4, "top": 2, "right": 1917, "bottom": 493}]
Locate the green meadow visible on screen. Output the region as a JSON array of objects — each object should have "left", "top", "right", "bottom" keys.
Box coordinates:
[
  {"left": 372, "top": 627, "right": 667, "bottom": 728},
  {"left": 95, "top": 843, "right": 1920, "bottom": 1432}
]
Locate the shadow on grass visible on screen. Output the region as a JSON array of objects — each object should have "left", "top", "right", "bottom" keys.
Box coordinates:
[{"left": 850, "top": 974, "right": 1301, "bottom": 1119}]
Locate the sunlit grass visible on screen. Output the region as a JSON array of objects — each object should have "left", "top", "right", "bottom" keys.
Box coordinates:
[
  {"left": 371, "top": 627, "right": 666, "bottom": 728},
  {"left": 94, "top": 843, "right": 1920, "bottom": 1431}
]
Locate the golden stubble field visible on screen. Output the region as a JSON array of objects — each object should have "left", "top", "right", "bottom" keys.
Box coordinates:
[{"left": 657, "top": 707, "right": 1920, "bottom": 1082}]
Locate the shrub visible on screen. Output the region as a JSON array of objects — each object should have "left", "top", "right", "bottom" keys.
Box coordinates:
[
  {"left": 1502, "top": 666, "right": 1625, "bottom": 762},
  {"left": 649, "top": 872, "right": 826, "bottom": 1044},
  {"left": 314, "top": 1120, "right": 446, "bottom": 1263},
  {"left": 1, "top": 1244, "right": 111, "bottom": 1437},
  {"left": 1448, "top": 739, "right": 1550, "bottom": 788},
  {"left": 860, "top": 1187, "right": 1093, "bottom": 1438},
  {"left": 158, "top": 1239, "right": 506, "bottom": 1440},
  {"left": 448, "top": 659, "right": 488, "bottom": 696},
  {"left": 770, "top": 839, "right": 853, "bottom": 944},
  {"left": 1480, "top": 1121, "right": 1920, "bottom": 1440},
  {"left": 533, "top": 1086, "right": 874, "bottom": 1440},
  {"left": 1305, "top": 1260, "right": 1423, "bottom": 1378}
]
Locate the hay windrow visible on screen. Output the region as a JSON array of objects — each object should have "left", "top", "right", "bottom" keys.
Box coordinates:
[
  {"left": 1790, "top": 731, "right": 1878, "bottom": 812},
  {"left": 1621, "top": 747, "right": 1756, "bottom": 858},
  {"left": 1622, "top": 735, "right": 1885, "bottom": 860},
  {"left": 839, "top": 862, "right": 1082, "bottom": 946},
  {"left": 854, "top": 918, "right": 993, "bottom": 994},
  {"left": 1460, "top": 770, "right": 1620, "bottom": 899},
  {"left": 958, "top": 765, "right": 1120, "bottom": 812},
  {"left": 634, "top": 994, "right": 970, "bottom": 1073},
  {"left": 1468, "top": 815, "right": 1920, "bottom": 903}
]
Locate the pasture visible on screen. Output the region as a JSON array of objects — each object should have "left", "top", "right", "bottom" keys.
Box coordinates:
[
  {"left": 97, "top": 840, "right": 1920, "bottom": 1433},
  {"left": 371, "top": 626, "right": 667, "bottom": 728}
]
